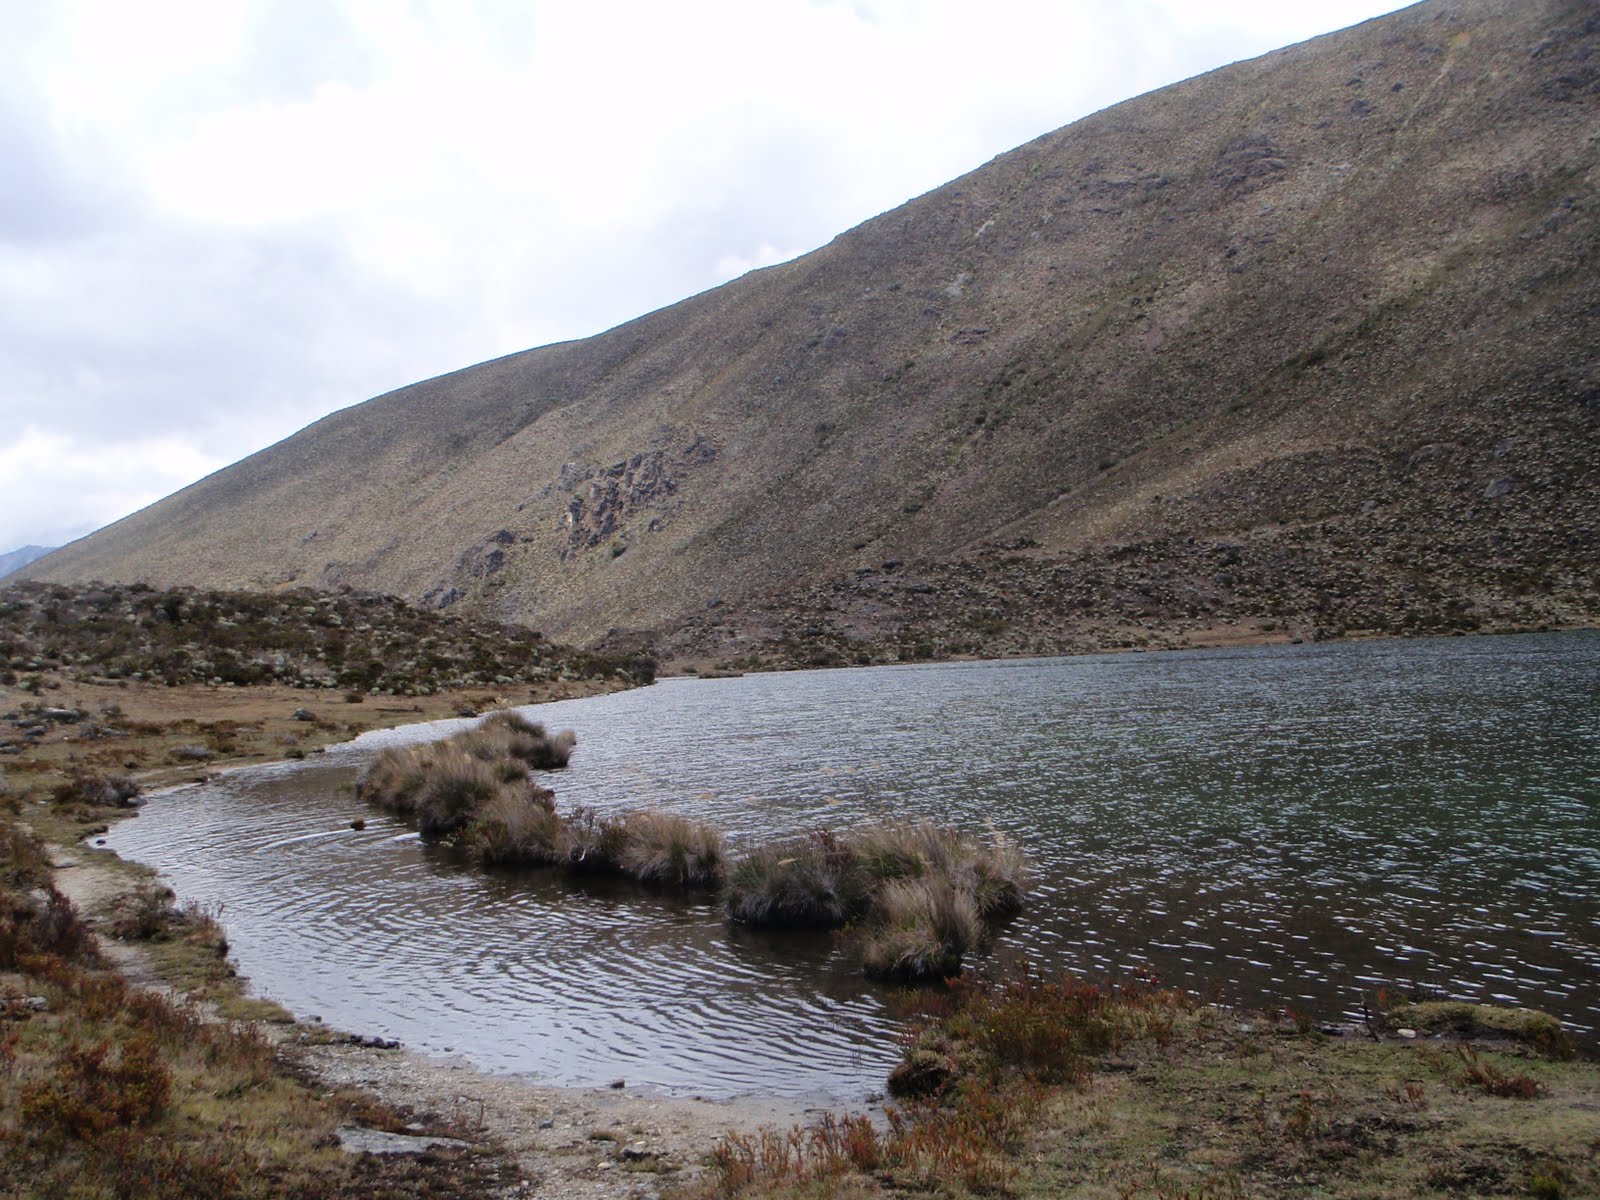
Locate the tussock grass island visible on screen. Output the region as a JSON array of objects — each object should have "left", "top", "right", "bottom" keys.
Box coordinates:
[{"left": 356, "top": 713, "right": 1028, "bottom": 978}]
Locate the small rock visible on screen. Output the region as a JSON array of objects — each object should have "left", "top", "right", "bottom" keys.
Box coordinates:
[
  {"left": 1397, "top": 1027, "right": 1418, "bottom": 1039},
  {"left": 538, "top": 1118, "right": 555, "bottom": 1130},
  {"left": 335, "top": 1125, "right": 469, "bottom": 1156},
  {"left": 25, "top": 996, "right": 49, "bottom": 1012},
  {"left": 292, "top": 708, "right": 316, "bottom": 721},
  {"left": 620, "top": 1144, "right": 654, "bottom": 1162},
  {"left": 609, "top": 1078, "right": 626, "bottom": 1089}
]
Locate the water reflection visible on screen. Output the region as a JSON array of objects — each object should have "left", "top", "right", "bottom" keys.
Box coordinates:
[{"left": 109, "top": 633, "right": 1600, "bottom": 1098}]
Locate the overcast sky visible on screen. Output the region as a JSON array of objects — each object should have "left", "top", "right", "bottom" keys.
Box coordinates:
[{"left": 2, "top": 0, "right": 1414, "bottom": 554}]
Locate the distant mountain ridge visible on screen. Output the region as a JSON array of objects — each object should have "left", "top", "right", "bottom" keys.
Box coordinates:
[
  {"left": 25, "top": 0, "right": 1599, "bottom": 666},
  {"left": 0, "top": 546, "right": 55, "bottom": 581}
]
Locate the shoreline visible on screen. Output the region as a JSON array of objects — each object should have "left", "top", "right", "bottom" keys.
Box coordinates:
[
  {"left": 8, "top": 658, "right": 1599, "bottom": 1197},
  {"left": 17, "top": 673, "right": 840, "bottom": 1197}
]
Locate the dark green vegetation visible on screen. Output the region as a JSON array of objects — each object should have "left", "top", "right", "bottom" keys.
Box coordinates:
[
  {"left": 1, "top": 821, "right": 514, "bottom": 1199},
  {"left": 359, "top": 724, "right": 1027, "bottom": 979},
  {"left": 22, "top": 0, "right": 1599, "bottom": 668},
  {"left": 0, "top": 580, "right": 654, "bottom": 693},
  {"left": 685, "top": 978, "right": 1599, "bottom": 1199}
]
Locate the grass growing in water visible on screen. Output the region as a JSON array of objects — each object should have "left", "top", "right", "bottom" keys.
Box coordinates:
[
  {"left": 725, "top": 822, "right": 1029, "bottom": 979},
  {"left": 360, "top": 723, "right": 1026, "bottom": 976},
  {"left": 357, "top": 713, "right": 725, "bottom": 890}
]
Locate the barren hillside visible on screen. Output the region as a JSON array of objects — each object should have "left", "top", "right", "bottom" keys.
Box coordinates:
[{"left": 29, "top": 0, "right": 1600, "bottom": 666}]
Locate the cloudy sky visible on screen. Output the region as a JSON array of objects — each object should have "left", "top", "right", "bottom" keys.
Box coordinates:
[{"left": 2, "top": 0, "right": 1413, "bottom": 555}]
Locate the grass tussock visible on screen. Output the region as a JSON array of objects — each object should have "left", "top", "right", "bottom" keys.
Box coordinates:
[
  {"left": 464, "top": 786, "right": 561, "bottom": 866},
  {"left": 360, "top": 727, "right": 1025, "bottom": 976},
  {"left": 358, "top": 713, "right": 725, "bottom": 890},
  {"left": 725, "top": 832, "right": 867, "bottom": 927},
  {"left": 857, "top": 877, "right": 982, "bottom": 982},
  {"left": 725, "top": 822, "right": 1030, "bottom": 980},
  {"left": 620, "top": 810, "right": 726, "bottom": 888}
]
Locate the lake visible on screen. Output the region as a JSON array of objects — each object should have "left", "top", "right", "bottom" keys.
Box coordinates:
[{"left": 106, "top": 632, "right": 1600, "bottom": 1101}]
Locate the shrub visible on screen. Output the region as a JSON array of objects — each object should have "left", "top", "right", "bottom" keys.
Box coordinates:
[
  {"left": 109, "top": 881, "right": 178, "bottom": 941},
  {"left": 19, "top": 1035, "right": 173, "bottom": 1139},
  {"left": 1, "top": 885, "right": 94, "bottom": 967},
  {"left": 891, "top": 975, "right": 1189, "bottom": 1095},
  {"left": 50, "top": 770, "right": 141, "bottom": 808}
]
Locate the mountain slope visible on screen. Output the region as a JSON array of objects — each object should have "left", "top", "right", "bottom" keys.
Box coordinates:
[
  {"left": 29, "top": 0, "right": 1600, "bottom": 664},
  {"left": 0, "top": 546, "right": 54, "bottom": 581}
]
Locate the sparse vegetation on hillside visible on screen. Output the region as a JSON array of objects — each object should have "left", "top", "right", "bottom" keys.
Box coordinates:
[
  {"left": 0, "top": 581, "right": 655, "bottom": 694},
  {"left": 23, "top": 0, "right": 1598, "bottom": 666}
]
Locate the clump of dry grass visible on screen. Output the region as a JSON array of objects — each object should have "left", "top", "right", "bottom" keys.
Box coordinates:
[
  {"left": 555, "top": 806, "right": 628, "bottom": 873},
  {"left": 462, "top": 786, "right": 561, "bottom": 866},
  {"left": 857, "top": 877, "right": 982, "bottom": 981},
  {"left": 725, "top": 822, "right": 1030, "bottom": 979},
  {"left": 357, "top": 716, "right": 730, "bottom": 891},
  {"left": 725, "top": 832, "right": 868, "bottom": 927},
  {"left": 414, "top": 750, "right": 503, "bottom": 839},
  {"left": 359, "top": 725, "right": 1026, "bottom": 957},
  {"left": 620, "top": 810, "right": 726, "bottom": 888},
  {"left": 354, "top": 711, "right": 577, "bottom": 836}
]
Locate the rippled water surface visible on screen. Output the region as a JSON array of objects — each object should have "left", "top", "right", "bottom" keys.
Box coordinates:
[{"left": 108, "top": 633, "right": 1600, "bottom": 1099}]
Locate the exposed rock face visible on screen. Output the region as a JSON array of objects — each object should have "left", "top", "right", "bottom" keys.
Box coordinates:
[
  {"left": 559, "top": 451, "right": 677, "bottom": 557},
  {"left": 21, "top": 0, "right": 1600, "bottom": 663}
]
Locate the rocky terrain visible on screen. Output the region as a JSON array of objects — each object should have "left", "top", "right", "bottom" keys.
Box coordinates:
[{"left": 22, "top": 0, "right": 1599, "bottom": 666}]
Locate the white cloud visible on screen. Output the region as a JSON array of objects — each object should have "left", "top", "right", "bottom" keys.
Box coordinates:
[
  {"left": 0, "top": 0, "right": 1413, "bottom": 553},
  {"left": 0, "top": 427, "right": 226, "bottom": 551}
]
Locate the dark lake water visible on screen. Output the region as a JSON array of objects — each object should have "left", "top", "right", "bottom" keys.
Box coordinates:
[{"left": 106, "top": 632, "right": 1600, "bottom": 1101}]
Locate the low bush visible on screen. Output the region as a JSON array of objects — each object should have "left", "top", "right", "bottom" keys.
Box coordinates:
[
  {"left": 19, "top": 1034, "right": 173, "bottom": 1139},
  {"left": 50, "top": 770, "right": 141, "bottom": 809},
  {"left": 1, "top": 886, "right": 94, "bottom": 968},
  {"left": 889, "top": 975, "right": 1190, "bottom": 1097}
]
